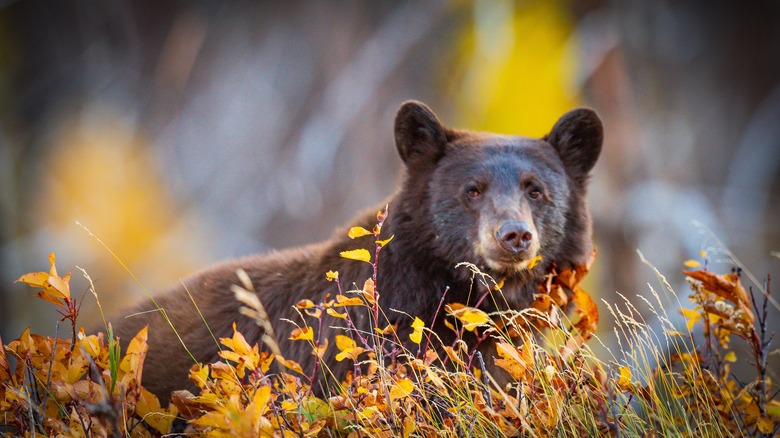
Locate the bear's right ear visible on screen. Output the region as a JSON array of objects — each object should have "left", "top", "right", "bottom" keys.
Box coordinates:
[{"left": 395, "top": 101, "right": 447, "bottom": 170}]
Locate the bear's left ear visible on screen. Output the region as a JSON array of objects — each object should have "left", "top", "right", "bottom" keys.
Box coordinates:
[
  {"left": 395, "top": 100, "right": 448, "bottom": 171},
  {"left": 545, "top": 108, "right": 603, "bottom": 179}
]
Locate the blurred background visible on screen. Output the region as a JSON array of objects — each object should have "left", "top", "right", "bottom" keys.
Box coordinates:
[{"left": 1, "top": 0, "right": 778, "bottom": 372}]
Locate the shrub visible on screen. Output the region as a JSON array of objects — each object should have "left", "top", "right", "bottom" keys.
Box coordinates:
[{"left": 1, "top": 215, "right": 778, "bottom": 436}]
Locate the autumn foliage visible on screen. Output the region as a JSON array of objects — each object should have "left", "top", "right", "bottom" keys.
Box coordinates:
[{"left": 2, "top": 216, "right": 779, "bottom": 436}]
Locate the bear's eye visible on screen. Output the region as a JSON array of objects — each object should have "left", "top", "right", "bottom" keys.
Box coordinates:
[
  {"left": 466, "top": 186, "right": 482, "bottom": 198},
  {"left": 528, "top": 188, "right": 542, "bottom": 200}
]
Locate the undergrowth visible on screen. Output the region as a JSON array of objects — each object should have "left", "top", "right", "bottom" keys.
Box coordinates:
[{"left": 1, "top": 209, "right": 778, "bottom": 437}]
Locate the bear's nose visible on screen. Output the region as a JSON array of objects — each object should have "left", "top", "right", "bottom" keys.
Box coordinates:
[{"left": 496, "top": 221, "right": 533, "bottom": 253}]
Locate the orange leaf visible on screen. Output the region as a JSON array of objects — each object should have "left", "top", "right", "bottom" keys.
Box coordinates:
[
  {"left": 684, "top": 269, "right": 751, "bottom": 311},
  {"left": 360, "top": 278, "right": 377, "bottom": 306},
  {"left": 276, "top": 356, "right": 304, "bottom": 374},
  {"left": 573, "top": 287, "right": 599, "bottom": 334}
]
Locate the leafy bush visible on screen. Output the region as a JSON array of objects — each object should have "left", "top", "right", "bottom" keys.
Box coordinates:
[{"left": 1, "top": 213, "right": 778, "bottom": 436}]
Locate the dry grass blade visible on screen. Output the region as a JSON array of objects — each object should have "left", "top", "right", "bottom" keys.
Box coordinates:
[{"left": 231, "top": 268, "right": 282, "bottom": 357}]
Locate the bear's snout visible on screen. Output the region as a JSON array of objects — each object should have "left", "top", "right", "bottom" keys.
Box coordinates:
[{"left": 495, "top": 221, "right": 533, "bottom": 254}]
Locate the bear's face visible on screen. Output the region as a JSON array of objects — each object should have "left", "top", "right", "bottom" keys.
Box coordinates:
[
  {"left": 429, "top": 136, "right": 570, "bottom": 276},
  {"left": 394, "top": 101, "right": 602, "bottom": 280}
]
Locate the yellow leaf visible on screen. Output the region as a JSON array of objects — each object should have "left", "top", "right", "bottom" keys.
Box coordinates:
[
  {"left": 326, "top": 307, "right": 348, "bottom": 319},
  {"left": 334, "top": 335, "right": 364, "bottom": 361},
  {"left": 220, "top": 323, "right": 252, "bottom": 356},
  {"left": 403, "top": 416, "right": 416, "bottom": 437},
  {"left": 325, "top": 270, "right": 339, "bottom": 282},
  {"left": 684, "top": 259, "right": 701, "bottom": 268},
  {"left": 767, "top": 400, "right": 780, "bottom": 418},
  {"left": 757, "top": 416, "right": 774, "bottom": 434},
  {"left": 116, "top": 326, "right": 149, "bottom": 390},
  {"left": 348, "top": 226, "right": 372, "bottom": 239},
  {"left": 136, "top": 387, "right": 177, "bottom": 434},
  {"left": 493, "top": 278, "right": 505, "bottom": 291},
  {"left": 305, "top": 308, "right": 322, "bottom": 318},
  {"left": 246, "top": 385, "right": 272, "bottom": 427},
  {"left": 376, "top": 235, "right": 394, "bottom": 247},
  {"left": 335, "top": 347, "right": 364, "bottom": 362},
  {"left": 276, "top": 356, "right": 304, "bottom": 374},
  {"left": 46, "top": 273, "right": 71, "bottom": 300},
  {"left": 356, "top": 405, "right": 380, "bottom": 421},
  {"left": 16, "top": 254, "right": 72, "bottom": 304},
  {"left": 446, "top": 304, "right": 490, "bottom": 332},
  {"left": 15, "top": 271, "right": 50, "bottom": 289},
  {"left": 335, "top": 335, "right": 355, "bottom": 352},
  {"left": 528, "top": 255, "right": 543, "bottom": 269},
  {"left": 680, "top": 307, "right": 702, "bottom": 332},
  {"left": 340, "top": 248, "right": 371, "bottom": 263},
  {"left": 375, "top": 324, "right": 396, "bottom": 335},
  {"left": 617, "top": 366, "right": 632, "bottom": 389},
  {"left": 724, "top": 351, "right": 737, "bottom": 362},
  {"left": 281, "top": 399, "right": 298, "bottom": 411},
  {"left": 34, "top": 290, "right": 63, "bottom": 306},
  {"left": 188, "top": 363, "right": 210, "bottom": 389},
  {"left": 409, "top": 317, "right": 424, "bottom": 344},
  {"left": 289, "top": 326, "right": 314, "bottom": 341},
  {"left": 314, "top": 339, "right": 328, "bottom": 359},
  {"left": 334, "top": 294, "right": 364, "bottom": 307},
  {"left": 296, "top": 299, "right": 316, "bottom": 309},
  {"left": 48, "top": 252, "right": 58, "bottom": 276},
  {"left": 389, "top": 378, "right": 415, "bottom": 399},
  {"left": 494, "top": 340, "right": 533, "bottom": 380},
  {"left": 442, "top": 346, "right": 466, "bottom": 367}
]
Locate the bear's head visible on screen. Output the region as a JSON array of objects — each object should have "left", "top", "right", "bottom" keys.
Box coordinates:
[{"left": 394, "top": 101, "right": 602, "bottom": 285}]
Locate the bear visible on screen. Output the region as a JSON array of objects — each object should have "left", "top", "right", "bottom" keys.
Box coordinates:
[{"left": 110, "top": 100, "right": 602, "bottom": 400}]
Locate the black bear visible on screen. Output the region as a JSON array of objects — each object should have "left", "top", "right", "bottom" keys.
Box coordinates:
[{"left": 111, "top": 100, "right": 602, "bottom": 399}]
